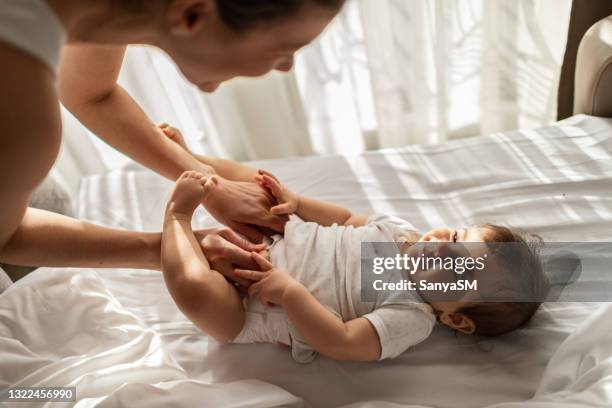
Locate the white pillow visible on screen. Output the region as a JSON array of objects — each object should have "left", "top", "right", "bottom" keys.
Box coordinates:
[
  {"left": 30, "top": 175, "right": 74, "bottom": 217},
  {"left": 0, "top": 265, "right": 12, "bottom": 294}
]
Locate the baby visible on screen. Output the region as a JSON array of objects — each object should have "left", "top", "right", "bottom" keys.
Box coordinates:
[{"left": 160, "top": 129, "right": 547, "bottom": 363}]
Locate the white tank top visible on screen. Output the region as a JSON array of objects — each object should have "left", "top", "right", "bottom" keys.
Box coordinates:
[{"left": 0, "top": 0, "right": 66, "bottom": 74}]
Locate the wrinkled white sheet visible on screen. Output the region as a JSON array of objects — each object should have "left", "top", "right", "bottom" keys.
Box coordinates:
[
  {"left": 2, "top": 268, "right": 610, "bottom": 407},
  {"left": 1, "top": 115, "right": 612, "bottom": 407},
  {"left": 344, "top": 303, "right": 612, "bottom": 408},
  {"left": 0, "top": 269, "right": 301, "bottom": 408}
]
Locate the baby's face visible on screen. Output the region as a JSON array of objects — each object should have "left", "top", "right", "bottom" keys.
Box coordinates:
[
  {"left": 405, "top": 226, "right": 495, "bottom": 304},
  {"left": 419, "top": 226, "right": 494, "bottom": 243}
]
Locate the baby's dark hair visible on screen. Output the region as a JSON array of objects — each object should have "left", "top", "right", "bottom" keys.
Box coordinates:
[{"left": 459, "top": 225, "right": 549, "bottom": 337}]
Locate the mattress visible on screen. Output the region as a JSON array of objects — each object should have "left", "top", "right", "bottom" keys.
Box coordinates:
[{"left": 2, "top": 114, "right": 612, "bottom": 407}]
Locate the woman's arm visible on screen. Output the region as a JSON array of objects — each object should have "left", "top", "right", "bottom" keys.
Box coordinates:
[
  {"left": 58, "top": 46, "right": 287, "bottom": 241},
  {"left": 0, "top": 44, "right": 161, "bottom": 271},
  {"left": 161, "top": 127, "right": 367, "bottom": 228},
  {"left": 159, "top": 124, "right": 259, "bottom": 182},
  {"left": 58, "top": 45, "right": 214, "bottom": 180},
  {"left": 0, "top": 41, "right": 274, "bottom": 272},
  {"left": 0, "top": 208, "right": 161, "bottom": 270},
  {"left": 0, "top": 208, "right": 266, "bottom": 280},
  {"left": 194, "top": 154, "right": 259, "bottom": 183},
  {"left": 236, "top": 254, "right": 382, "bottom": 361}
]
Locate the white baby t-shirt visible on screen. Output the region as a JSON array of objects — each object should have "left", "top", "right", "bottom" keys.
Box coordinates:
[{"left": 233, "top": 214, "right": 436, "bottom": 363}]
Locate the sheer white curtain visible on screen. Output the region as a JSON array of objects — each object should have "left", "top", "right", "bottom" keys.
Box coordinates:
[
  {"left": 298, "top": 0, "right": 572, "bottom": 148},
  {"left": 55, "top": 0, "right": 573, "bottom": 186},
  {"left": 294, "top": 0, "right": 378, "bottom": 154}
]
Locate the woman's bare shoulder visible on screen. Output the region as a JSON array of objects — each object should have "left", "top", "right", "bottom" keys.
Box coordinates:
[
  {"left": 0, "top": 40, "right": 56, "bottom": 81},
  {"left": 0, "top": 40, "right": 62, "bottom": 189}
]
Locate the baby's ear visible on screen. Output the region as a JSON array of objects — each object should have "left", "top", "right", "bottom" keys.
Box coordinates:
[{"left": 439, "top": 311, "right": 476, "bottom": 334}]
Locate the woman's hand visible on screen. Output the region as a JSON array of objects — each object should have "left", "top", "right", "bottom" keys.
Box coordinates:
[
  {"left": 159, "top": 124, "right": 288, "bottom": 242},
  {"left": 194, "top": 227, "right": 266, "bottom": 288},
  {"left": 234, "top": 252, "right": 300, "bottom": 306},
  {"left": 202, "top": 177, "right": 288, "bottom": 243},
  {"left": 255, "top": 170, "right": 299, "bottom": 216}
]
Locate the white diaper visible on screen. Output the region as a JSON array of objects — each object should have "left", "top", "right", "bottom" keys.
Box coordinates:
[
  {"left": 233, "top": 298, "right": 292, "bottom": 347},
  {"left": 234, "top": 294, "right": 345, "bottom": 363}
]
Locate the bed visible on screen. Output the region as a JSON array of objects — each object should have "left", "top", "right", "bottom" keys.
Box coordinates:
[
  {"left": 3, "top": 13, "right": 612, "bottom": 407},
  {"left": 1, "top": 114, "right": 612, "bottom": 407}
]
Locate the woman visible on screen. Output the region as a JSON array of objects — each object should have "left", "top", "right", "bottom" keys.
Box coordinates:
[{"left": 0, "top": 0, "right": 343, "bottom": 280}]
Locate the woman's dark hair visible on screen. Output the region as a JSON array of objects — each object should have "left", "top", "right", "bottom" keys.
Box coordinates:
[
  {"left": 216, "top": 0, "right": 346, "bottom": 32},
  {"left": 459, "top": 225, "right": 549, "bottom": 337},
  {"left": 113, "top": 1, "right": 344, "bottom": 31}
]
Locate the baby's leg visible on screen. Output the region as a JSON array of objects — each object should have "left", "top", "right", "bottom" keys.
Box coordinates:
[{"left": 162, "top": 171, "right": 244, "bottom": 342}]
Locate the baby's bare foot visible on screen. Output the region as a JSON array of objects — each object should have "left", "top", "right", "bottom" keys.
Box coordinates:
[{"left": 166, "top": 171, "right": 215, "bottom": 219}]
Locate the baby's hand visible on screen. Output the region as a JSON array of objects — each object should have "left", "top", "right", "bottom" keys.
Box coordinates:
[
  {"left": 255, "top": 170, "right": 299, "bottom": 216},
  {"left": 159, "top": 123, "right": 190, "bottom": 152},
  {"left": 234, "top": 252, "right": 300, "bottom": 306}
]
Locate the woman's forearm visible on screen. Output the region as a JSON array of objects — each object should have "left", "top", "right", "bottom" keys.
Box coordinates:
[
  {"left": 194, "top": 153, "right": 259, "bottom": 182},
  {"left": 59, "top": 45, "right": 214, "bottom": 181},
  {"left": 64, "top": 84, "right": 215, "bottom": 180},
  {"left": 0, "top": 208, "right": 161, "bottom": 270}
]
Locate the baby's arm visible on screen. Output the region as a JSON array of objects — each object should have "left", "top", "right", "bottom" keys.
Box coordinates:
[
  {"left": 162, "top": 172, "right": 244, "bottom": 342},
  {"left": 282, "top": 284, "right": 381, "bottom": 361},
  {"left": 257, "top": 171, "right": 369, "bottom": 228},
  {"left": 236, "top": 253, "right": 381, "bottom": 361},
  {"left": 296, "top": 196, "right": 368, "bottom": 227}
]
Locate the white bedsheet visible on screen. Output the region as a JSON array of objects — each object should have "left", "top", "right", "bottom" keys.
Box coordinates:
[
  {"left": 2, "top": 270, "right": 611, "bottom": 408},
  {"left": 2, "top": 114, "right": 612, "bottom": 407},
  {"left": 0, "top": 270, "right": 300, "bottom": 408}
]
